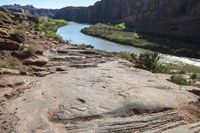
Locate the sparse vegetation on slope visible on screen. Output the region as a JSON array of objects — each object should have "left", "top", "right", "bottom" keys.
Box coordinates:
[
  {"left": 11, "top": 29, "right": 27, "bottom": 43},
  {"left": 0, "top": 63, "right": 15, "bottom": 69},
  {"left": 0, "top": 11, "right": 12, "bottom": 24}
]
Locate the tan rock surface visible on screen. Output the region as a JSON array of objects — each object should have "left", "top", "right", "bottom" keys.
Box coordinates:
[{"left": 4, "top": 59, "right": 200, "bottom": 133}]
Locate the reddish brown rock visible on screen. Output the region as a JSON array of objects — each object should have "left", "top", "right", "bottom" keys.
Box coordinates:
[
  {"left": 23, "top": 55, "right": 49, "bottom": 66},
  {"left": 0, "top": 28, "right": 9, "bottom": 37},
  {"left": 0, "top": 38, "right": 20, "bottom": 50}
]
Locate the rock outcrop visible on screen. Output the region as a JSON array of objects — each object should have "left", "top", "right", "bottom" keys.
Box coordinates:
[
  {"left": 23, "top": 55, "right": 49, "bottom": 66},
  {"left": 3, "top": 4, "right": 58, "bottom": 18},
  {"left": 0, "top": 38, "right": 20, "bottom": 50},
  {"left": 55, "top": 0, "right": 200, "bottom": 44}
]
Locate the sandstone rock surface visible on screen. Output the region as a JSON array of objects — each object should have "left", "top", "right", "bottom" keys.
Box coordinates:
[
  {"left": 23, "top": 55, "right": 49, "bottom": 66},
  {"left": 4, "top": 60, "right": 200, "bottom": 133}
]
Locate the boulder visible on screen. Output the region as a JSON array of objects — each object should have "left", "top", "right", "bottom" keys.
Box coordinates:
[
  {"left": 12, "top": 50, "right": 30, "bottom": 58},
  {"left": 35, "top": 48, "right": 44, "bottom": 55},
  {"left": 0, "top": 28, "right": 9, "bottom": 37},
  {"left": 23, "top": 55, "right": 49, "bottom": 66},
  {"left": 0, "top": 38, "right": 20, "bottom": 50}
]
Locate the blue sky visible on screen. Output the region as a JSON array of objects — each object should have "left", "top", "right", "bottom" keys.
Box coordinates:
[{"left": 0, "top": 0, "right": 99, "bottom": 9}]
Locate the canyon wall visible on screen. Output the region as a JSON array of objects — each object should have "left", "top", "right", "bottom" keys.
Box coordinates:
[
  {"left": 3, "top": 4, "right": 58, "bottom": 18},
  {"left": 55, "top": 0, "right": 200, "bottom": 43}
]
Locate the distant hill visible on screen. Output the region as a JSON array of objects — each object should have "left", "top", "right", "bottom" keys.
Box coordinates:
[{"left": 3, "top": 4, "right": 58, "bottom": 18}]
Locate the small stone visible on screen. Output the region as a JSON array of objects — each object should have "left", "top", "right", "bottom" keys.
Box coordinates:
[{"left": 56, "top": 67, "right": 66, "bottom": 71}]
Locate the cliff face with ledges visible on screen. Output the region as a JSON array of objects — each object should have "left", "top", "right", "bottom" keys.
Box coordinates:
[
  {"left": 55, "top": 0, "right": 200, "bottom": 43},
  {"left": 3, "top": 4, "right": 58, "bottom": 18}
]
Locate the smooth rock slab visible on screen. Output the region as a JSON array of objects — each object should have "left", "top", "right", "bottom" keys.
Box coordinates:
[{"left": 6, "top": 60, "right": 200, "bottom": 133}]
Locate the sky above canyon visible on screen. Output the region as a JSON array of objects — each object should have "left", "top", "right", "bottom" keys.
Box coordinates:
[{"left": 0, "top": 0, "right": 99, "bottom": 9}]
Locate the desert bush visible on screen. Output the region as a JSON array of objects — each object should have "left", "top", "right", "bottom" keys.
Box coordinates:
[
  {"left": 0, "top": 11, "right": 12, "bottom": 23},
  {"left": 120, "top": 51, "right": 171, "bottom": 73},
  {"left": 11, "top": 30, "right": 27, "bottom": 43},
  {"left": 0, "top": 63, "right": 15, "bottom": 69},
  {"left": 170, "top": 75, "right": 191, "bottom": 85},
  {"left": 135, "top": 52, "right": 171, "bottom": 73},
  {"left": 190, "top": 73, "right": 198, "bottom": 80},
  {"left": 54, "top": 35, "right": 64, "bottom": 43},
  {"left": 25, "top": 46, "right": 37, "bottom": 57},
  {"left": 15, "top": 24, "right": 26, "bottom": 30},
  {"left": 120, "top": 52, "right": 137, "bottom": 62},
  {"left": 136, "top": 52, "right": 160, "bottom": 72}
]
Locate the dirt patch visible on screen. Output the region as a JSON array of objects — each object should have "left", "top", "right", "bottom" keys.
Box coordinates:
[
  {"left": 3, "top": 81, "right": 35, "bottom": 101},
  {"left": 0, "top": 111, "right": 19, "bottom": 133},
  {"left": 0, "top": 51, "right": 27, "bottom": 72},
  {"left": 178, "top": 101, "right": 200, "bottom": 123}
]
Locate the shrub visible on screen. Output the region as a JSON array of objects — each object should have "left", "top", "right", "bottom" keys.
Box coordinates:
[
  {"left": 120, "top": 52, "right": 137, "bottom": 62},
  {"left": 190, "top": 73, "right": 198, "bottom": 80},
  {"left": 115, "top": 23, "right": 126, "bottom": 30},
  {"left": 170, "top": 75, "right": 191, "bottom": 85},
  {"left": 0, "top": 63, "right": 15, "bottom": 69},
  {"left": 133, "top": 33, "right": 140, "bottom": 39},
  {"left": 25, "top": 46, "right": 36, "bottom": 57},
  {"left": 135, "top": 52, "right": 171, "bottom": 73},
  {"left": 0, "top": 11, "right": 12, "bottom": 24},
  {"left": 11, "top": 30, "right": 27, "bottom": 43},
  {"left": 15, "top": 24, "right": 26, "bottom": 30},
  {"left": 54, "top": 34, "right": 64, "bottom": 43},
  {"left": 136, "top": 52, "right": 160, "bottom": 72},
  {"left": 120, "top": 51, "right": 171, "bottom": 73}
]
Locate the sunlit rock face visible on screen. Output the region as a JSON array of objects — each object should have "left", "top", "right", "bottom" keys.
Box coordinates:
[{"left": 55, "top": 0, "right": 200, "bottom": 44}]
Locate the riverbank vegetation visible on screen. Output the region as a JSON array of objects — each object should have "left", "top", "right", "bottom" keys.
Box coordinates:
[
  {"left": 120, "top": 51, "right": 171, "bottom": 73},
  {"left": 170, "top": 75, "right": 192, "bottom": 85},
  {"left": 33, "top": 18, "right": 68, "bottom": 42},
  {"left": 120, "top": 51, "right": 200, "bottom": 74},
  {"left": 82, "top": 23, "right": 200, "bottom": 58},
  {"left": 120, "top": 51, "right": 200, "bottom": 86}
]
